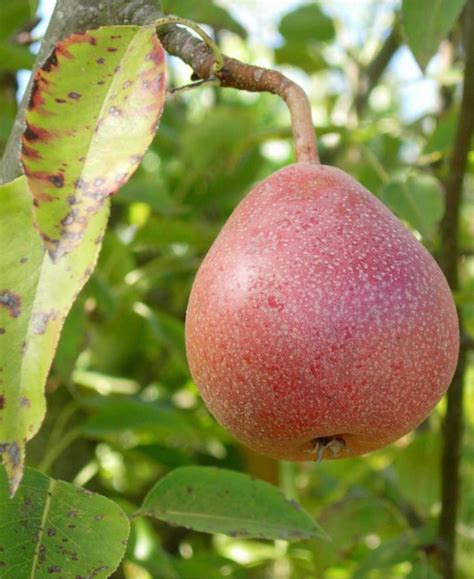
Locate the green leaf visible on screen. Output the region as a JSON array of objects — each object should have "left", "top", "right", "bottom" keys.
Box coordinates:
[
  {"left": 140, "top": 466, "right": 327, "bottom": 541},
  {"left": 392, "top": 433, "right": 441, "bottom": 515},
  {"left": 0, "top": 466, "right": 129, "bottom": 578},
  {"left": 279, "top": 4, "right": 335, "bottom": 43},
  {"left": 21, "top": 25, "right": 166, "bottom": 260},
  {"left": 0, "top": 177, "right": 109, "bottom": 494},
  {"left": 274, "top": 42, "right": 327, "bottom": 74},
  {"left": 80, "top": 398, "right": 203, "bottom": 450},
  {"left": 0, "top": 1, "right": 38, "bottom": 41},
  {"left": 380, "top": 173, "right": 444, "bottom": 240},
  {"left": 353, "top": 533, "right": 416, "bottom": 578},
  {"left": 162, "top": 0, "right": 246, "bottom": 38},
  {"left": 402, "top": 0, "right": 466, "bottom": 70},
  {"left": 0, "top": 42, "right": 35, "bottom": 72},
  {"left": 276, "top": 5, "right": 334, "bottom": 74}
]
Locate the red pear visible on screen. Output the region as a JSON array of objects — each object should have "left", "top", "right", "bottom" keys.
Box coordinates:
[{"left": 185, "top": 162, "right": 459, "bottom": 461}]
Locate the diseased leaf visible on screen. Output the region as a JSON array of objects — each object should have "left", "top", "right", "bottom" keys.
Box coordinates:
[
  {"left": 140, "top": 466, "right": 327, "bottom": 541},
  {"left": 0, "top": 177, "right": 109, "bottom": 494},
  {"left": 402, "top": 0, "right": 466, "bottom": 70},
  {"left": 21, "top": 25, "right": 166, "bottom": 260},
  {"left": 380, "top": 173, "right": 444, "bottom": 240},
  {"left": 0, "top": 466, "right": 129, "bottom": 578}
]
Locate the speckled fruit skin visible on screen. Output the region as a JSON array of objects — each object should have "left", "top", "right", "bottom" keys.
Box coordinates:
[{"left": 185, "top": 162, "right": 459, "bottom": 461}]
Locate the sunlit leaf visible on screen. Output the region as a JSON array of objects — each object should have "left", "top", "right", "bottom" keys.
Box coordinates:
[
  {"left": 0, "top": 177, "right": 109, "bottom": 493},
  {"left": 0, "top": 466, "right": 129, "bottom": 577},
  {"left": 21, "top": 25, "right": 166, "bottom": 260},
  {"left": 140, "top": 466, "right": 327, "bottom": 541},
  {"left": 402, "top": 0, "right": 466, "bottom": 70}
]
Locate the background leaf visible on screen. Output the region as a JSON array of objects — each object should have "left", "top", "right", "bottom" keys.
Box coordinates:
[
  {"left": 0, "top": 466, "right": 129, "bottom": 578},
  {"left": 380, "top": 173, "right": 444, "bottom": 240},
  {"left": 402, "top": 0, "right": 467, "bottom": 70},
  {"left": 140, "top": 466, "right": 326, "bottom": 541}
]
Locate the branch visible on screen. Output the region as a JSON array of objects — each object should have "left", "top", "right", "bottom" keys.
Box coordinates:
[
  {"left": 438, "top": 2, "right": 474, "bottom": 577},
  {"left": 354, "top": 23, "right": 401, "bottom": 116}
]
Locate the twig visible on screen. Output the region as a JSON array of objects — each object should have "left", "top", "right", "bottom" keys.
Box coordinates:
[
  {"left": 438, "top": 2, "right": 474, "bottom": 578},
  {"left": 354, "top": 23, "right": 401, "bottom": 116}
]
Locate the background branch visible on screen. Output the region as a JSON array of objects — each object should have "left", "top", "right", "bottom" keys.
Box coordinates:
[
  {"left": 438, "top": 2, "right": 474, "bottom": 577},
  {"left": 354, "top": 22, "right": 401, "bottom": 116}
]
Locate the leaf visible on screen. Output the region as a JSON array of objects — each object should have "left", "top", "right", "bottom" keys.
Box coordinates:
[
  {"left": 276, "top": 5, "right": 334, "bottom": 74},
  {"left": 0, "top": 42, "right": 35, "bottom": 72},
  {"left": 0, "top": 1, "right": 39, "bottom": 40},
  {"left": 353, "top": 533, "right": 416, "bottom": 578},
  {"left": 140, "top": 466, "right": 327, "bottom": 541},
  {"left": 80, "top": 398, "right": 203, "bottom": 450},
  {"left": 0, "top": 177, "right": 109, "bottom": 494},
  {"left": 402, "top": 0, "right": 466, "bottom": 70},
  {"left": 162, "top": 0, "right": 247, "bottom": 38},
  {"left": 380, "top": 173, "right": 444, "bottom": 240},
  {"left": 392, "top": 433, "right": 441, "bottom": 515},
  {"left": 0, "top": 466, "right": 129, "bottom": 578},
  {"left": 21, "top": 25, "right": 166, "bottom": 260},
  {"left": 274, "top": 42, "right": 327, "bottom": 74},
  {"left": 279, "top": 4, "right": 335, "bottom": 43}
]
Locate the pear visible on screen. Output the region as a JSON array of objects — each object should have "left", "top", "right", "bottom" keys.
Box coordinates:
[{"left": 185, "top": 162, "right": 459, "bottom": 461}]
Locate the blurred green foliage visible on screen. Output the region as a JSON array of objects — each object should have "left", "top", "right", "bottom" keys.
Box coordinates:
[{"left": 1, "top": 0, "right": 473, "bottom": 578}]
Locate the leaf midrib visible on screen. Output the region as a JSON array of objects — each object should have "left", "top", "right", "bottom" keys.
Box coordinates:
[{"left": 30, "top": 478, "right": 55, "bottom": 578}]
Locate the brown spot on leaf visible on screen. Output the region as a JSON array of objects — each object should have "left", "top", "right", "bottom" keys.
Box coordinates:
[
  {"left": 68, "top": 91, "right": 81, "bottom": 100},
  {"left": 49, "top": 173, "right": 64, "bottom": 188},
  {"left": 22, "top": 144, "right": 42, "bottom": 160},
  {"left": 0, "top": 290, "right": 21, "bottom": 318},
  {"left": 23, "top": 122, "right": 54, "bottom": 143},
  {"left": 55, "top": 43, "right": 74, "bottom": 60},
  {"left": 107, "top": 47, "right": 118, "bottom": 52},
  {"left": 55, "top": 98, "right": 67, "bottom": 104},
  {"left": 20, "top": 397, "right": 31, "bottom": 408},
  {"left": 0, "top": 329, "right": 5, "bottom": 335},
  {"left": 20, "top": 257, "right": 28, "bottom": 264},
  {"left": 32, "top": 310, "right": 58, "bottom": 335},
  {"left": 96, "top": 57, "right": 105, "bottom": 64},
  {"left": 42, "top": 52, "right": 58, "bottom": 72},
  {"left": 0, "top": 395, "right": 4, "bottom": 409},
  {"left": 28, "top": 77, "right": 45, "bottom": 110}
]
